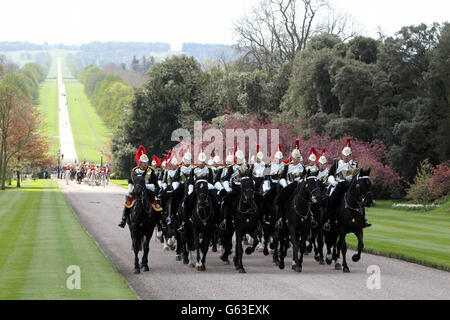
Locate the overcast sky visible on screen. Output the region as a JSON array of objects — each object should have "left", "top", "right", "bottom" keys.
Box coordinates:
[{"left": 1, "top": 0, "right": 448, "bottom": 50}]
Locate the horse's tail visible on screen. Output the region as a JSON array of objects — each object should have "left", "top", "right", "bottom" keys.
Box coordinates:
[{"left": 132, "top": 228, "right": 144, "bottom": 252}]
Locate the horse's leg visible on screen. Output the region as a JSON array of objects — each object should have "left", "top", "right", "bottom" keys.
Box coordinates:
[
  {"left": 352, "top": 230, "right": 364, "bottom": 263},
  {"left": 335, "top": 232, "right": 343, "bottom": 270},
  {"left": 341, "top": 233, "right": 350, "bottom": 273},
  {"left": 317, "top": 229, "right": 325, "bottom": 265},
  {"left": 290, "top": 227, "right": 301, "bottom": 273},
  {"left": 262, "top": 225, "right": 270, "bottom": 256},
  {"left": 175, "top": 233, "right": 182, "bottom": 261},
  {"left": 234, "top": 230, "right": 245, "bottom": 273},
  {"left": 245, "top": 230, "right": 259, "bottom": 255},
  {"left": 129, "top": 227, "right": 141, "bottom": 274},
  {"left": 278, "top": 228, "right": 288, "bottom": 270},
  {"left": 141, "top": 234, "right": 150, "bottom": 272},
  {"left": 200, "top": 230, "right": 211, "bottom": 271},
  {"left": 325, "top": 231, "right": 333, "bottom": 265}
]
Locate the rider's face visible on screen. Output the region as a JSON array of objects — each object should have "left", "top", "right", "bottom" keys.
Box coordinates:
[
  {"left": 140, "top": 161, "right": 149, "bottom": 169},
  {"left": 343, "top": 155, "right": 351, "bottom": 163}
]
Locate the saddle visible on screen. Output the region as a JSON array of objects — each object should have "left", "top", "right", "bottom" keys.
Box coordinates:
[{"left": 124, "top": 195, "right": 163, "bottom": 212}]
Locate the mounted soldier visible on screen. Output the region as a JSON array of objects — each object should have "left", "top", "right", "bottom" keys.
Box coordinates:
[
  {"left": 250, "top": 145, "right": 266, "bottom": 194},
  {"left": 275, "top": 140, "right": 318, "bottom": 228},
  {"left": 219, "top": 145, "right": 248, "bottom": 230},
  {"left": 305, "top": 147, "right": 319, "bottom": 174},
  {"left": 118, "top": 146, "right": 163, "bottom": 228},
  {"left": 324, "top": 139, "right": 371, "bottom": 230}
]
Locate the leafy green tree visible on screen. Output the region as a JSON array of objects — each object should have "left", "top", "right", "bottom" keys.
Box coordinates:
[
  {"left": 406, "top": 159, "right": 436, "bottom": 208},
  {"left": 112, "top": 55, "right": 203, "bottom": 176}
]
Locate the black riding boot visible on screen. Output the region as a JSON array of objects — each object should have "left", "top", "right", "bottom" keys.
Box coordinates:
[{"left": 118, "top": 207, "right": 130, "bottom": 228}]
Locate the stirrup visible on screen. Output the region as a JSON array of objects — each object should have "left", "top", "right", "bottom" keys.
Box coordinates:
[{"left": 118, "top": 220, "right": 126, "bottom": 228}]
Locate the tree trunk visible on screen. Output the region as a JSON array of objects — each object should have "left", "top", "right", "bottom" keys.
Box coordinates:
[
  {"left": 17, "top": 170, "right": 20, "bottom": 188},
  {"left": 1, "top": 138, "right": 7, "bottom": 190}
]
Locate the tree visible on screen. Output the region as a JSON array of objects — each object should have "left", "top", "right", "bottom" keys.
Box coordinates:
[
  {"left": 406, "top": 159, "right": 436, "bottom": 208},
  {"left": 234, "top": 0, "right": 329, "bottom": 74},
  {"left": 112, "top": 55, "right": 204, "bottom": 177}
]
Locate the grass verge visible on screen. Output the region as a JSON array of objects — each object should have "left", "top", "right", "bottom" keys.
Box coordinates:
[{"left": 0, "top": 179, "right": 137, "bottom": 299}]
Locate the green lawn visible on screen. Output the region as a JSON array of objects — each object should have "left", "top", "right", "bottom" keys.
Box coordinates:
[
  {"left": 37, "top": 79, "right": 59, "bottom": 156},
  {"left": 346, "top": 200, "right": 450, "bottom": 270},
  {"left": 111, "top": 179, "right": 129, "bottom": 189},
  {"left": 0, "top": 180, "right": 137, "bottom": 300},
  {"left": 64, "top": 79, "right": 112, "bottom": 163}
]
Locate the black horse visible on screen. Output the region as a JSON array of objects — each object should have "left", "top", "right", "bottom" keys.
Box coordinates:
[
  {"left": 160, "top": 185, "right": 184, "bottom": 260},
  {"left": 283, "top": 171, "right": 322, "bottom": 272},
  {"left": 335, "top": 168, "right": 373, "bottom": 273},
  {"left": 127, "top": 175, "right": 158, "bottom": 274},
  {"left": 187, "top": 180, "right": 216, "bottom": 271},
  {"left": 76, "top": 169, "right": 85, "bottom": 184},
  {"left": 231, "top": 172, "right": 260, "bottom": 273}
]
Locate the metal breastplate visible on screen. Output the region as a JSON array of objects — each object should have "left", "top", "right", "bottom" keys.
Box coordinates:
[
  {"left": 194, "top": 166, "right": 209, "bottom": 180},
  {"left": 317, "top": 169, "right": 329, "bottom": 185},
  {"left": 287, "top": 163, "right": 303, "bottom": 182},
  {"left": 252, "top": 163, "right": 266, "bottom": 178},
  {"left": 270, "top": 163, "right": 283, "bottom": 181},
  {"left": 180, "top": 166, "right": 192, "bottom": 183},
  {"left": 336, "top": 160, "right": 356, "bottom": 181}
]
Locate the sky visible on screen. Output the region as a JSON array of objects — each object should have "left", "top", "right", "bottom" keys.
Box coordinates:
[{"left": 1, "top": 0, "right": 448, "bottom": 51}]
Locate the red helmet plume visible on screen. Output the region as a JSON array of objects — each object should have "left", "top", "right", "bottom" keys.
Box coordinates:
[
  {"left": 134, "top": 145, "right": 146, "bottom": 165},
  {"left": 152, "top": 155, "right": 161, "bottom": 167}
]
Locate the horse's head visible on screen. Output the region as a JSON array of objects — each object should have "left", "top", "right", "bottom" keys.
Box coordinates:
[
  {"left": 239, "top": 171, "right": 255, "bottom": 204},
  {"left": 356, "top": 168, "right": 373, "bottom": 207},
  {"left": 133, "top": 175, "right": 147, "bottom": 199},
  {"left": 195, "top": 180, "right": 210, "bottom": 209},
  {"left": 304, "top": 170, "right": 322, "bottom": 204}
]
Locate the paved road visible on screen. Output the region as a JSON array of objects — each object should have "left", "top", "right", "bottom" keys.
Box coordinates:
[
  {"left": 58, "top": 180, "right": 450, "bottom": 300},
  {"left": 58, "top": 58, "right": 77, "bottom": 165}
]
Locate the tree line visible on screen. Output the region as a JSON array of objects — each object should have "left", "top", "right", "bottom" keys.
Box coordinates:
[{"left": 0, "top": 59, "right": 53, "bottom": 189}]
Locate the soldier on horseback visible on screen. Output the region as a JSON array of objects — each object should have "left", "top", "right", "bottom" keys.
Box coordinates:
[
  {"left": 250, "top": 145, "right": 266, "bottom": 194},
  {"left": 118, "top": 146, "right": 163, "bottom": 228},
  {"left": 324, "top": 139, "right": 371, "bottom": 231},
  {"left": 218, "top": 146, "right": 248, "bottom": 230}
]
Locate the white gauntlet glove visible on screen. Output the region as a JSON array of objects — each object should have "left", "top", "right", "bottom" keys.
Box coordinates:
[
  {"left": 172, "top": 181, "right": 180, "bottom": 190},
  {"left": 280, "top": 178, "right": 288, "bottom": 188},
  {"left": 188, "top": 184, "right": 194, "bottom": 195},
  {"left": 223, "top": 181, "right": 232, "bottom": 193},
  {"left": 328, "top": 176, "right": 338, "bottom": 187},
  {"left": 146, "top": 184, "right": 155, "bottom": 192}
]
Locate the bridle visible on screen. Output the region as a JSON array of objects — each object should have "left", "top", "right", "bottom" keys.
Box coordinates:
[
  {"left": 238, "top": 176, "right": 257, "bottom": 215},
  {"left": 194, "top": 180, "right": 212, "bottom": 226},
  {"left": 344, "top": 174, "right": 371, "bottom": 212}
]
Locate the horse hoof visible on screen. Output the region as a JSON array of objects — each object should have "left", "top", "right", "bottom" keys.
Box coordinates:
[
  {"left": 212, "top": 247, "right": 217, "bottom": 253},
  {"left": 335, "top": 263, "right": 342, "bottom": 270},
  {"left": 196, "top": 266, "right": 202, "bottom": 271},
  {"left": 245, "top": 247, "right": 254, "bottom": 255},
  {"left": 314, "top": 255, "right": 320, "bottom": 262},
  {"left": 238, "top": 268, "right": 246, "bottom": 274},
  {"left": 279, "top": 262, "right": 285, "bottom": 270},
  {"left": 319, "top": 259, "right": 325, "bottom": 265},
  {"left": 176, "top": 255, "right": 182, "bottom": 261},
  {"left": 189, "top": 263, "right": 195, "bottom": 268},
  {"left": 326, "top": 258, "right": 332, "bottom": 265},
  {"left": 201, "top": 266, "right": 206, "bottom": 271},
  {"left": 170, "top": 245, "right": 176, "bottom": 251},
  {"left": 183, "top": 259, "right": 189, "bottom": 265},
  {"left": 141, "top": 265, "right": 149, "bottom": 272},
  {"left": 343, "top": 267, "right": 350, "bottom": 273},
  {"left": 352, "top": 254, "right": 360, "bottom": 262},
  {"left": 263, "top": 248, "right": 269, "bottom": 256},
  {"left": 295, "top": 266, "right": 302, "bottom": 273},
  {"left": 133, "top": 268, "right": 140, "bottom": 274}
]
